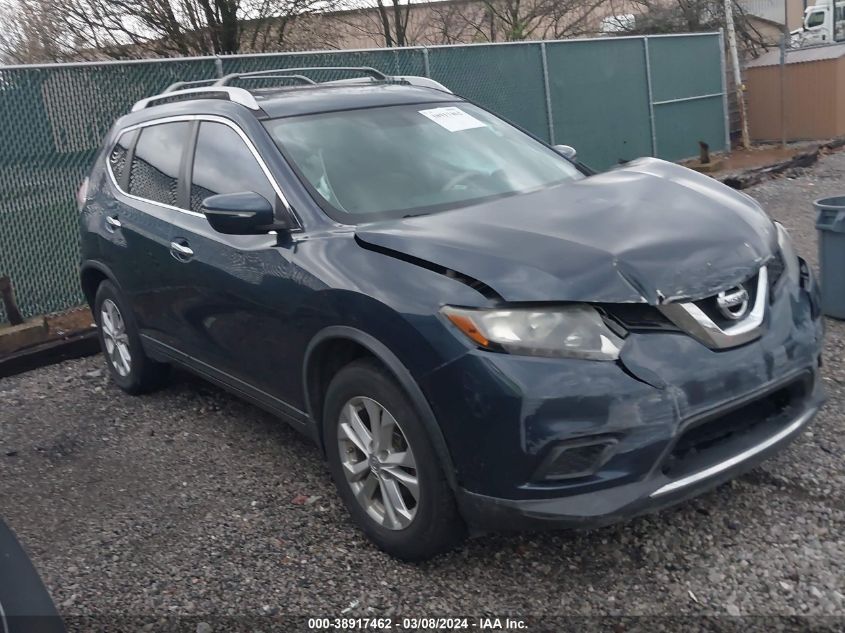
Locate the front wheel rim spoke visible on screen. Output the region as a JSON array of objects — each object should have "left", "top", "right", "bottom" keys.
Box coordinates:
[
  {"left": 355, "top": 474, "right": 378, "bottom": 504},
  {"left": 105, "top": 302, "right": 118, "bottom": 329},
  {"left": 374, "top": 406, "right": 397, "bottom": 453},
  {"left": 382, "top": 450, "right": 414, "bottom": 468},
  {"left": 347, "top": 406, "right": 373, "bottom": 451},
  {"left": 340, "top": 421, "right": 369, "bottom": 455},
  {"left": 378, "top": 478, "right": 400, "bottom": 528},
  {"left": 362, "top": 399, "right": 383, "bottom": 448},
  {"left": 383, "top": 466, "right": 419, "bottom": 500},
  {"left": 113, "top": 313, "right": 125, "bottom": 335},
  {"left": 101, "top": 312, "right": 113, "bottom": 336},
  {"left": 381, "top": 478, "right": 411, "bottom": 527},
  {"left": 343, "top": 458, "right": 370, "bottom": 482}
]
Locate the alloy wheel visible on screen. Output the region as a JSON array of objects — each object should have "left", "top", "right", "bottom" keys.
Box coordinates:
[
  {"left": 337, "top": 396, "right": 419, "bottom": 530},
  {"left": 100, "top": 298, "right": 132, "bottom": 377}
]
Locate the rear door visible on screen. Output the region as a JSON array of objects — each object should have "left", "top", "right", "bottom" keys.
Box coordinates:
[{"left": 103, "top": 119, "right": 194, "bottom": 346}]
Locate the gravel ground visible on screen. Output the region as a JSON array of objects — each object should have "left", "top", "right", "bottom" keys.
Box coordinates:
[{"left": 2, "top": 153, "right": 845, "bottom": 629}]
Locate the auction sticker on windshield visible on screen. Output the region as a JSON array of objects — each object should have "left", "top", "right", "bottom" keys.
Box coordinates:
[{"left": 419, "top": 106, "right": 486, "bottom": 132}]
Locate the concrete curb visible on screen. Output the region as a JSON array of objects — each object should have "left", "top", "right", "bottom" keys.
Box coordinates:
[{"left": 0, "top": 330, "right": 99, "bottom": 380}]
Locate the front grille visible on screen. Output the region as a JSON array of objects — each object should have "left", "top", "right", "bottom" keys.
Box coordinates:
[
  {"left": 661, "top": 375, "right": 811, "bottom": 480},
  {"left": 601, "top": 304, "right": 679, "bottom": 331},
  {"left": 691, "top": 270, "right": 760, "bottom": 330}
]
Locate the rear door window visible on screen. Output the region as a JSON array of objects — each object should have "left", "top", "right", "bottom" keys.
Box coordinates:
[
  {"left": 189, "top": 121, "right": 277, "bottom": 214},
  {"left": 128, "top": 121, "right": 192, "bottom": 208}
]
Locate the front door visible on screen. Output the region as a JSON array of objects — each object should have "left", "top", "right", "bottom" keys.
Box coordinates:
[{"left": 165, "top": 119, "right": 303, "bottom": 405}]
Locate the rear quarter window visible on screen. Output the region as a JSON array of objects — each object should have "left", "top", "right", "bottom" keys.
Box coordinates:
[{"left": 108, "top": 129, "right": 137, "bottom": 186}]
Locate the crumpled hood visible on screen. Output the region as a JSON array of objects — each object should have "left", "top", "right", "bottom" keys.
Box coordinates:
[{"left": 355, "top": 158, "right": 778, "bottom": 305}]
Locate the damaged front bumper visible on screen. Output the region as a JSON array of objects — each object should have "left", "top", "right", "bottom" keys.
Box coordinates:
[
  {"left": 421, "top": 260, "right": 825, "bottom": 531},
  {"left": 455, "top": 372, "right": 822, "bottom": 531}
]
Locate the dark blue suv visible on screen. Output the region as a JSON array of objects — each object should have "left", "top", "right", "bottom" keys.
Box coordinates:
[{"left": 79, "top": 67, "right": 825, "bottom": 560}]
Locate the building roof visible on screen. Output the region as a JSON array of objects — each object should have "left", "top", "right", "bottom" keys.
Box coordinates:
[{"left": 747, "top": 43, "right": 845, "bottom": 68}]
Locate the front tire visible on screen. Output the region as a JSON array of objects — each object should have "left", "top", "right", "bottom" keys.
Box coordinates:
[
  {"left": 323, "top": 359, "right": 466, "bottom": 561},
  {"left": 94, "top": 280, "right": 169, "bottom": 394}
]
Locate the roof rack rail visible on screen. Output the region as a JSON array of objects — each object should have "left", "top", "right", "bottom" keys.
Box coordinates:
[
  {"left": 214, "top": 66, "right": 389, "bottom": 86},
  {"left": 216, "top": 73, "right": 317, "bottom": 87},
  {"left": 131, "top": 86, "right": 260, "bottom": 112},
  {"left": 163, "top": 79, "right": 219, "bottom": 93},
  {"left": 324, "top": 75, "right": 452, "bottom": 94},
  {"left": 131, "top": 67, "right": 452, "bottom": 113}
]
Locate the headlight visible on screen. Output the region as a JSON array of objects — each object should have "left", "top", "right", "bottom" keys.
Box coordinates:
[
  {"left": 441, "top": 304, "right": 624, "bottom": 360},
  {"left": 775, "top": 221, "right": 800, "bottom": 286}
]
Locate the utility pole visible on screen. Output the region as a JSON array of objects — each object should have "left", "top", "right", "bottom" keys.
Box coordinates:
[
  {"left": 779, "top": 0, "right": 789, "bottom": 147},
  {"left": 725, "top": 0, "right": 750, "bottom": 149}
]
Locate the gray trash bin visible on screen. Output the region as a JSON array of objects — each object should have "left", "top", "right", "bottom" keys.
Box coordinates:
[{"left": 814, "top": 196, "right": 845, "bottom": 320}]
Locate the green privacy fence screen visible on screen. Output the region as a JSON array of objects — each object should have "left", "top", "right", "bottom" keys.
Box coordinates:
[{"left": 0, "top": 32, "right": 728, "bottom": 321}]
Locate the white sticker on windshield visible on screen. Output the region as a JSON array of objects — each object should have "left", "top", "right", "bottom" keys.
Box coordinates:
[{"left": 418, "top": 106, "right": 486, "bottom": 132}]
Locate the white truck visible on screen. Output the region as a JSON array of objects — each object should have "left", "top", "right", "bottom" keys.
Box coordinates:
[{"left": 790, "top": 1, "right": 845, "bottom": 47}]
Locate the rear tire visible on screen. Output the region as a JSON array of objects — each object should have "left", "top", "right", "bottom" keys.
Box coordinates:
[
  {"left": 323, "top": 359, "right": 466, "bottom": 561},
  {"left": 94, "top": 280, "right": 169, "bottom": 394}
]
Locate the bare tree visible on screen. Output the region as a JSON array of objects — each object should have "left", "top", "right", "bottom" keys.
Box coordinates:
[
  {"left": 463, "top": 0, "right": 608, "bottom": 42},
  {"left": 426, "top": 1, "right": 489, "bottom": 44},
  {"left": 337, "top": 0, "right": 609, "bottom": 49},
  {"left": 375, "top": 0, "right": 412, "bottom": 47},
  {"left": 0, "top": 0, "right": 342, "bottom": 63},
  {"left": 0, "top": 0, "right": 77, "bottom": 63},
  {"left": 606, "top": 0, "right": 770, "bottom": 53},
  {"left": 332, "top": 0, "right": 421, "bottom": 48}
]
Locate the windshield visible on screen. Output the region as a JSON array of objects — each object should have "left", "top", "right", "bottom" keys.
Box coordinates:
[
  {"left": 807, "top": 10, "right": 825, "bottom": 28},
  {"left": 263, "top": 102, "right": 582, "bottom": 222}
]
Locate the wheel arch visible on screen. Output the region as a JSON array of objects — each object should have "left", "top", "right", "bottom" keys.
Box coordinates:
[
  {"left": 80, "top": 260, "right": 121, "bottom": 309},
  {"left": 303, "top": 325, "right": 458, "bottom": 490}
]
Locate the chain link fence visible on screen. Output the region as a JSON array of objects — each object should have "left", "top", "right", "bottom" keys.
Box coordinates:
[{"left": 0, "top": 33, "right": 728, "bottom": 322}]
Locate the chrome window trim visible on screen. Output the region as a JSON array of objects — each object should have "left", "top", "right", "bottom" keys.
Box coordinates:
[
  {"left": 658, "top": 266, "right": 768, "bottom": 350},
  {"left": 105, "top": 114, "right": 300, "bottom": 229}
]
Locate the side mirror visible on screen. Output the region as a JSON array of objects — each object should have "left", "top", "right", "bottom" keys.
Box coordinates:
[
  {"left": 554, "top": 144, "right": 577, "bottom": 161},
  {"left": 201, "top": 191, "right": 276, "bottom": 235}
]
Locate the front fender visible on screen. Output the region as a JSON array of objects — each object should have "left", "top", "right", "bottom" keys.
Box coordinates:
[{"left": 302, "top": 320, "right": 466, "bottom": 490}]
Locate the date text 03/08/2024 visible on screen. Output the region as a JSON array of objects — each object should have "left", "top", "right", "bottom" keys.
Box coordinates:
[{"left": 307, "top": 617, "right": 528, "bottom": 630}]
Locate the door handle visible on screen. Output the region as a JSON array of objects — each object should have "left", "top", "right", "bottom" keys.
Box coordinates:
[
  {"left": 170, "top": 241, "right": 194, "bottom": 259},
  {"left": 105, "top": 215, "right": 121, "bottom": 230}
]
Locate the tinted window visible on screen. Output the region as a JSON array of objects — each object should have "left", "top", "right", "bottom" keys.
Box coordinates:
[
  {"left": 128, "top": 122, "right": 191, "bottom": 207},
  {"left": 109, "top": 130, "right": 136, "bottom": 185},
  {"left": 190, "top": 122, "right": 276, "bottom": 214}
]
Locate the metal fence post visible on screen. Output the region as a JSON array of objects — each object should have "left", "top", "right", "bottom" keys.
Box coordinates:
[
  {"left": 642, "top": 36, "right": 657, "bottom": 157},
  {"left": 214, "top": 56, "right": 223, "bottom": 78},
  {"left": 540, "top": 42, "right": 555, "bottom": 145},
  {"left": 719, "top": 29, "right": 731, "bottom": 152},
  {"left": 422, "top": 47, "right": 431, "bottom": 78}
]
